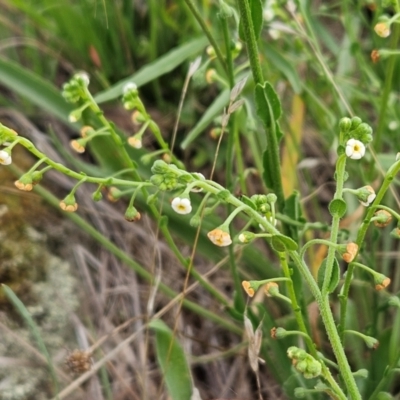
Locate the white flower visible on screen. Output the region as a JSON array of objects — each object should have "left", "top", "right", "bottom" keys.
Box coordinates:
[
  {"left": 0, "top": 150, "right": 12, "bottom": 165},
  {"left": 123, "top": 82, "right": 137, "bottom": 94},
  {"left": 171, "top": 197, "right": 192, "bottom": 215},
  {"left": 360, "top": 186, "right": 376, "bottom": 207},
  {"left": 74, "top": 72, "right": 90, "bottom": 86},
  {"left": 345, "top": 138, "right": 366, "bottom": 160},
  {"left": 239, "top": 233, "right": 246, "bottom": 243}
]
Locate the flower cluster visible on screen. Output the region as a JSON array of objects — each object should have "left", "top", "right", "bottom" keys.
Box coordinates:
[
  {"left": 62, "top": 72, "right": 90, "bottom": 104},
  {"left": 340, "top": 117, "right": 373, "bottom": 160},
  {"left": 287, "top": 346, "right": 322, "bottom": 379}
]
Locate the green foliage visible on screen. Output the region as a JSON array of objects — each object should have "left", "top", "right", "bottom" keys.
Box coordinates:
[
  {"left": 2, "top": 0, "right": 400, "bottom": 398},
  {"left": 150, "top": 319, "right": 194, "bottom": 400}
]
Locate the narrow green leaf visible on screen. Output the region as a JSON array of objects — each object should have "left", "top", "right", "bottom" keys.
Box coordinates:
[
  {"left": 181, "top": 89, "right": 230, "bottom": 149},
  {"left": 284, "top": 191, "right": 301, "bottom": 242},
  {"left": 94, "top": 37, "right": 208, "bottom": 103},
  {"left": 317, "top": 258, "right": 340, "bottom": 293},
  {"left": 2, "top": 284, "right": 59, "bottom": 395},
  {"left": 255, "top": 82, "right": 282, "bottom": 128},
  {"left": 149, "top": 319, "right": 193, "bottom": 400},
  {"left": 0, "top": 56, "right": 71, "bottom": 122}
]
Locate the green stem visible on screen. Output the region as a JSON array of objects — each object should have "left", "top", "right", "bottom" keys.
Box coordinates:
[
  {"left": 322, "top": 154, "right": 346, "bottom": 296},
  {"left": 184, "top": 0, "right": 228, "bottom": 74},
  {"left": 235, "top": 0, "right": 263, "bottom": 85},
  {"left": 340, "top": 158, "right": 400, "bottom": 342},
  {"left": 23, "top": 174, "right": 241, "bottom": 335}
]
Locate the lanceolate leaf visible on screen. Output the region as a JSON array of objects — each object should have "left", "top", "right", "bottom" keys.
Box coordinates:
[
  {"left": 149, "top": 319, "right": 193, "bottom": 400},
  {"left": 255, "top": 82, "right": 282, "bottom": 128}
]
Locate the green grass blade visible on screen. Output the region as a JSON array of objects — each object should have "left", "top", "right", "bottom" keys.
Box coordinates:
[
  {"left": 1, "top": 284, "right": 59, "bottom": 397},
  {"left": 149, "top": 319, "right": 193, "bottom": 400},
  {"left": 94, "top": 37, "right": 208, "bottom": 103},
  {"left": 0, "top": 56, "right": 71, "bottom": 122}
]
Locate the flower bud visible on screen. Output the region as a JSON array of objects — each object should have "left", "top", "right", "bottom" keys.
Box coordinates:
[
  {"left": 357, "top": 185, "right": 376, "bottom": 206},
  {"left": 124, "top": 206, "right": 141, "bottom": 222},
  {"left": 208, "top": 226, "right": 232, "bottom": 247},
  {"left": 264, "top": 281, "right": 279, "bottom": 297},
  {"left": 238, "top": 231, "right": 255, "bottom": 244},
  {"left": 60, "top": 194, "right": 78, "bottom": 212},
  {"left": 339, "top": 242, "right": 358, "bottom": 263},
  {"left": 107, "top": 187, "right": 122, "bottom": 202},
  {"left": 270, "top": 327, "right": 287, "bottom": 339},
  {"left": 339, "top": 117, "right": 352, "bottom": 133},
  {"left": 373, "top": 209, "right": 392, "bottom": 228},
  {"left": 374, "top": 273, "right": 391, "bottom": 291},
  {"left": 371, "top": 49, "right": 380, "bottom": 63},
  {"left": 374, "top": 21, "right": 391, "bottom": 38},
  {"left": 15, "top": 175, "right": 33, "bottom": 191},
  {"left": 242, "top": 281, "right": 255, "bottom": 297},
  {"left": 70, "top": 139, "right": 86, "bottom": 153},
  {"left": 0, "top": 149, "right": 12, "bottom": 165}
]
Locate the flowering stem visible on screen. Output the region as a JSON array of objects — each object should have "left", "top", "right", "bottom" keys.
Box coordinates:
[
  {"left": 183, "top": 0, "right": 228, "bottom": 75},
  {"left": 235, "top": 0, "right": 263, "bottom": 85},
  {"left": 14, "top": 165, "right": 241, "bottom": 334},
  {"left": 322, "top": 154, "right": 346, "bottom": 296},
  {"left": 340, "top": 157, "right": 400, "bottom": 342}
]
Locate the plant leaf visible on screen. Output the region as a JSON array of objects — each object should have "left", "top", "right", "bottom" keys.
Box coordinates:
[
  {"left": 317, "top": 257, "right": 340, "bottom": 293},
  {"left": 149, "top": 319, "right": 193, "bottom": 400}
]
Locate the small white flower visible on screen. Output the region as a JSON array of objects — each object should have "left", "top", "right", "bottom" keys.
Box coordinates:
[
  {"left": 171, "top": 197, "right": 192, "bottom": 215},
  {"left": 74, "top": 72, "right": 90, "bottom": 86},
  {"left": 123, "top": 82, "right": 137, "bottom": 95},
  {"left": 360, "top": 186, "right": 376, "bottom": 207},
  {"left": 239, "top": 233, "right": 246, "bottom": 243},
  {"left": 345, "top": 138, "right": 366, "bottom": 160},
  {"left": 0, "top": 150, "right": 12, "bottom": 165},
  {"left": 259, "top": 215, "right": 277, "bottom": 231}
]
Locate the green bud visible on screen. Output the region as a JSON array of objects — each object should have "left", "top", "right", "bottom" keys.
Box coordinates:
[
  {"left": 238, "top": 231, "right": 255, "bottom": 244},
  {"left": 273, "top": 327, "right": 287, "bottom": 339},
  {"left": 218, "top": 0, "right": 234, "bottom": 18},
  {"left": 295, "top": 360, "right": 308, "bottom": 373},
  {"left": 350, "top": 116, "right": 362, "bottom": 130},
  {"left": 92, "top": 190, "right": 103, "bottom": 202},
  {"left": 151, "top": 160, "right": 170, "bottom": 174},
  {"left": 125, "top": 206, "right": 141, "bottom": 222},
  {"left": 339, "top": 117, "right": 352, "bottom": 133},
  {"left": 190, "top": 215, "right": 201, "bottom": 227},
  {"left": 259, "top": 203, "right": 271, "bottom": 213},
  {"left": 150, "top": 174, "right": 164, "bottom": 187},
  {"left": 266, "top": 193, "right": 277, "bottom": 204},
  {"left": 306, "top": 359, "right": 322, "bottom": 377},
  {"left": 31, "top": 171, "right": 44, "bottom": 185}
]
